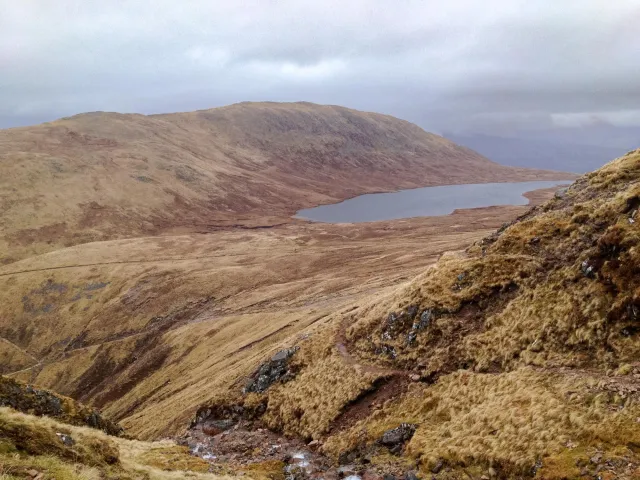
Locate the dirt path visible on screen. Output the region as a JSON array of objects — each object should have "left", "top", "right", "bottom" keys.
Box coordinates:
[
  {"left": 326, "top": 317, "right": 415, "bottom": 434},
  {"left": 0, "top": 253, "right": 254, "bottom": 278}
]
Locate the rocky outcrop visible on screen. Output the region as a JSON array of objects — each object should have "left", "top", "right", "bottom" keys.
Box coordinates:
[
  {"left": 0, "top": 376, "right": 123, "bottom": 436},
  {"left": 380, "top": 306, "right": 435, "bottom": 348},
  {"left": 380, "top": 424, "right": 417, "bottom": 454},
  {"left": 244, "top": 347, "right": 300, "bottom": 393}
]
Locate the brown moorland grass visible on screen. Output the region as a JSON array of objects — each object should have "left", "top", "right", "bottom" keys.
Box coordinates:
[
  {"left": 0, "top": 376, "right": 122, "bottom": 436},
  {"left": 0, "top": 102, "right": 572, "bottom": 262},
  {"left": 221, "top": 149, "right": 640, "bottom": 478},
  {"left": 0, "top": 203, "right": 539, "bottom": 439}
]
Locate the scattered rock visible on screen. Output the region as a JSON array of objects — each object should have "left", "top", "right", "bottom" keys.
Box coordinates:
[
  {"left": 337, "top": 464, "right": 357, "bottom": 475},
  {"left": 244, "top": 347, "right": 299, "bottom": 393},
  {"left": 581, "top": 260, "right": 596, "bottom": 278},
  {"left": 488, "top": 466, "right": 497, "bottom": 478},
  {"left": 414, "top": 310, "right": 432, "bottom": 331},
  {"left": 409, "top": 374, "right": 421, "bottom": 382},
  {"left": 404, "top": 472, "right": 419, "bottom": 480},
  {"left": 338, "top": 450, "right": 360, "bottom": 465},
  {"left": 375, "top": 344, "right": 397, "bottom": 359},
  {"left": 555, "top": 187, "right": 569, "bottom": 199},
  {"left": 381, "top": 311, "right": 413, "bottom": 340},
  {"left": 380, "top": 423, "right": 417, "bottom": 452},
  {"left": 202, "top": 419, "right": 236, "bottom": 435},
  {"left": 56, "top": 432, "right": 75, "bottom": 446},
  {"left": 430, "top": 460, "right": 443, "bottom": 474}
]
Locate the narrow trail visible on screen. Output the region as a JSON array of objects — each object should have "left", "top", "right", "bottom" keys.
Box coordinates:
[
  {"left": 326, "top": 316, "right": 415, "bottom": 434},
  {"left": 0, "top": 337, "right": 40, "bottom": 364},
  {"left": 335, "top": 316, "right": 410, "bottom": 377},
  {"left": 0, "top": 252, "right": 253, "bottom": 278}
]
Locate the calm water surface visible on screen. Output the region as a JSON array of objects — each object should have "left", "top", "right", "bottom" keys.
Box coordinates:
[{"left": 295, "top": 180, "right": 570, "bottom": 223}]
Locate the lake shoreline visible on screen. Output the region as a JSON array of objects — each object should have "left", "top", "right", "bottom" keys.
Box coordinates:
[{"left": 295, "top": 180, "right": 571, "bottom": 223}]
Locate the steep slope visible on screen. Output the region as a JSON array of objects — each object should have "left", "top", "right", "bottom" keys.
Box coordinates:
[
  {"left": 0, "top": 375, "right": 122, "bottom": 436},
  {"left": 0, "top": 406, "right": 251, "bottom": 480},
  {"left": 0, "top": 377, "right": 234, "bottom": 479},
  {"left": 0, "top": 102, "right": 569, "bottom": 262},
  {"left": 191, "top": 149, "right": 640, "bottom": 479}
]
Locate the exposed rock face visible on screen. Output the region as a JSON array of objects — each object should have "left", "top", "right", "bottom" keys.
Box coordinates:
[
  {"left": 380, "top": 423, "right": 417, "bottom": 454},
  {"left": 380, "top": 306, "right": 435, "bottom": 348},
  {"left": 245, "top": 347, "right": 300, "bottom": 393},
  {"left": 0, "top": 376, "right": 123, "bottom": 436}
]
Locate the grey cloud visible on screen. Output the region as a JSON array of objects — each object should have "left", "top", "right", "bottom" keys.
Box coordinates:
[{"left": 1, "top": 0, "right": 639, "bottom": 137}]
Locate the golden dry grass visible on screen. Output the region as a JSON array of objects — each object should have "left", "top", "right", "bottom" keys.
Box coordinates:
[
  {"left": 0, "top": 376, "right": 121, "bottom": 436},
  {"left": 326, "top": 368, "right": 640, "bottom": 472}
]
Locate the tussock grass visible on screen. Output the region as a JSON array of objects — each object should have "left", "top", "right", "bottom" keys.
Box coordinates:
[
  {"left": 0, "top": 407, "right": 241, "bottom": 479},
  {"left": 0, "top": 376, "right": 121, "bottom": 436},
  {"left": 263, "top": 351, "right": 378, "bottom": 439},
  {"left": 323, "top": 368, "right": 640, "bottom": 476},
  {"left": 0, "top": 210, "right": 500, "bottom": 439},
  {"left": 253, "top": 150, "right": 640, "bottom": 476}
]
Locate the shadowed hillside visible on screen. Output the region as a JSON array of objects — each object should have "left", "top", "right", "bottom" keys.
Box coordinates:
[{"left": 0, "top": 102, "right": 569, "bottom": 262}]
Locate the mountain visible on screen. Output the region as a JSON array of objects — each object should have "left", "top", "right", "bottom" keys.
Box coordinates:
[
  {"left": 3, "top": 102, "right": 619, "bottom": 479},
  {"left": 446, "top": 133, "right": 629, "bottom": 173},
  {"left": 0, "top": 102, "right": 569, "bottom": 263},
  {"left": 3, "top": 149, "right": 637, "bottom": 479}
]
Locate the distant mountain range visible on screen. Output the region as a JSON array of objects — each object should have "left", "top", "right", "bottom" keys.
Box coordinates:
[{"left": 446, "top": 131, "right": 638, "bottom": 173}]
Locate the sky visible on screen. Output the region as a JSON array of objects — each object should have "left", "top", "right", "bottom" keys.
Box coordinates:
[{"left": 2, "top": 0, "right": 640, "bottom": 136}]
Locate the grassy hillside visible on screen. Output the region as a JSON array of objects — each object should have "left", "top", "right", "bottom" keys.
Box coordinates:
[
  {"left": 0, "top": 102, "right": 570, "bottom": 262},
  {"left": 0, "top": 202, "right": 538, "bottom": 440},
  {"left": 0, "top": 378, "right": 245, "bottom": 479},
  {"left": 0, "top": 406, "right": 246, "bottom": 480},
  {"left": 192, "top": 149, "right": 640, "bottom": 478},
  {"left": 0, "top": 376, "right": 121, "bottom": 436}
]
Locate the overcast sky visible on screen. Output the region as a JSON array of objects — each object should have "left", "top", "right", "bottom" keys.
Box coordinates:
[{"left": 2, "top": 0, "right": 639, "bottom": 135}]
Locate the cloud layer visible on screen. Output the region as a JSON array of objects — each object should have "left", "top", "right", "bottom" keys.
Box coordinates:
[{"left": 2, "top": 0, "right": 639, "bottom": 133}]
